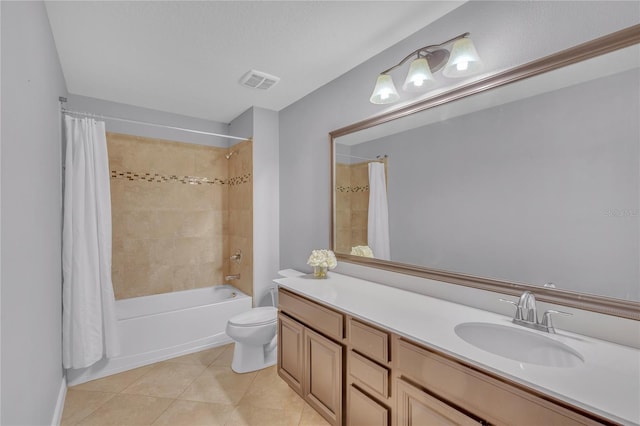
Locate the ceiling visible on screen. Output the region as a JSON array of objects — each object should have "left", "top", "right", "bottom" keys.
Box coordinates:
[{"left": 44, "top": 1, "right": 463, "bottom": 124}]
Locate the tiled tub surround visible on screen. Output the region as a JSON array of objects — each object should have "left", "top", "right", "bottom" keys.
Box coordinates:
[
  {"left": 275, "top": 272, "right": 640, "bottom": 425},
  {"left": 108, "top": 133, "right": 253, "bottom": 299},
  {"left": 226, "top": 139, "right": 253, "bottom": 298}
]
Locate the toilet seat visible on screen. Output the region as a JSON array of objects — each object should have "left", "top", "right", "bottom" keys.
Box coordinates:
[{"left": 228, "top": 306, "right": 277, "bottom": 327}]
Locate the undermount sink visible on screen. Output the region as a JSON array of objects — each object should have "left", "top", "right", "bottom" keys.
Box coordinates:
[{"left": 454, "top": 322, "right": 584, "bottom": 368}]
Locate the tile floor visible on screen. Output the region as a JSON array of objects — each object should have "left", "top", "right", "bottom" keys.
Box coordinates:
[{"left": 61, "top": 344, "right": 330, "bottom": 426}]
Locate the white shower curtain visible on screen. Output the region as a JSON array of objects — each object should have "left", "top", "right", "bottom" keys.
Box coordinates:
[
  {"left": 368, "top": 162, "right": 390, "bottom": 260},
  {"left": 62, "top": 116, "right": 120, "bottom": 369}
]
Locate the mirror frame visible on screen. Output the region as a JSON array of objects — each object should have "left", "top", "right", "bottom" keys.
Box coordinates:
[{"left": 330, "top": 24, "right": 640, "bottom": 321}]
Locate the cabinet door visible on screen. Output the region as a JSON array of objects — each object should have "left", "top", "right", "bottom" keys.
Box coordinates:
[
  {"left": 396, "top": 380, "right": 481, "bottom": 426},
  {"left": 278, "top": 313, "right": 304, "bottom": 396},
  {"left": 305, "top": 327, "right": 343, "bottom": 426},
  {"left": 349, "top": 385, "right": 388, "bottom": 426}
]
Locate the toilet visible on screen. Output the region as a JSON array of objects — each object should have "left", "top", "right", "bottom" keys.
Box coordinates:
[
  {"left": 226, "top": 275, "right": 305, "bottom": 374},
  {"left": 225, "top": 306, "right": 278, "bottom": 373}
]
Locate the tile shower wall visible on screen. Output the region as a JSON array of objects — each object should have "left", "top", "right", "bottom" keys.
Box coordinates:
[
  {"left": 108, "top": 132, "right": 253, "bottom": 299},
  {"left": 227, "top": 139, "right": 253, "bottom": 297}
]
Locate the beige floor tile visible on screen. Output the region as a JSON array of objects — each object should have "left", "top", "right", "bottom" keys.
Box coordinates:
[
  {"left": 298, "top": 402, "right": 331, "bottom": 426},
  {"left": 121, "top": 362, "right": 207, "bottom": 399},
  {"left": 165, "top": 345, "right": 228, "bottom": 367},
  {"left": 151, "top": 400, "right": 235, "bottom": 426},
  {"left": 61, "top": 390, "right": 116, "bottom": 426},
  {"left": 178, "top": 365, "right": 257, "bottom": 405},
  {"left": 238, "top": 365, "right": 305, "bottom": 411},
  {"left": 71, "top": 365, "right": 156, "bottom": 393},
  {"left": 210, "top": 344, "right": 235, "bottom": 367},
  {"left": 76, "top": 394, "right": 173, "bottom": 426},
  {"left": 224, "top": 404, "right": 302, "bottom": 426}
]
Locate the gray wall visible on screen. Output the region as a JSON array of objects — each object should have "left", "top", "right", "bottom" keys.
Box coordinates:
[
  {"left": 349, "top": 70, "right": 639, "bottom": 301},
  {"left": 230, "top": 107, "right": 280, "bottom": 307},
  {"left": 1, "top": 2, "right": 68, "bottom": 424},
  {"left": 66, "top": 94, "right": 234, "bottom": 147},
  {"left": 279, "top": 1, "right": 640, "bottom": 275}
]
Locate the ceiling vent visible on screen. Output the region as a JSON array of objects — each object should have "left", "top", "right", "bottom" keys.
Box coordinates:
[{"left": 239, "top": 69, "right": 280, "bottom": 90}]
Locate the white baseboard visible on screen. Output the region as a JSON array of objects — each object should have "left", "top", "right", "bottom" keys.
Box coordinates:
[{"left": 51, "top": 376, "right": 67, "bottom": 426}]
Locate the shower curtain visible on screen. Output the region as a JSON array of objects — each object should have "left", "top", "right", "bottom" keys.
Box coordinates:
[
  {"left": 62, "top": 116, "right": 120, "bottom": 369},
  {"left": 368, "top": 162, "right": 390, "bottom": 260}
]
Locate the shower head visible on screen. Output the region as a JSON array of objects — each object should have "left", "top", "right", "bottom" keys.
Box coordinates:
[{"left": 225, "top": 150, "right": 238, "bottom": 160}]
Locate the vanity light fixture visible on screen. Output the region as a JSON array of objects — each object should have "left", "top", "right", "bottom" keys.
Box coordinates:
[{"left": 369, "top": 32, "right": 483, "bottom": 104}]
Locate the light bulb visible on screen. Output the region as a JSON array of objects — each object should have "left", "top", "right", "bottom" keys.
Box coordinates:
[
  {"left": 443, "top": 37, "right": 483, "bottom": 78},
  {"left": 370, "top": 74, "right": 400, "bottom": 104},
  {"left": 402, "top": 57, "right": 434, "bottom": 92}
]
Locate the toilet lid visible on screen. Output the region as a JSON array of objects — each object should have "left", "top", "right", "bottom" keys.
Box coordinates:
[{"left": 229, "top": 306, "right": 277, "bottom": 327}]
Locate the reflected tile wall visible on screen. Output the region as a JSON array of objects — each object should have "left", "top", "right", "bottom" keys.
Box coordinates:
[
  {"left": 349, "top": 163, "right": 369, "bottom": 249},
  {"left": 108, "top": 133, "right": 253, "bottom": 300},
  {"left": 334, "top": 160, "right": 387, "bottom": 255},
  {"left": 335, "top": 164, "right": 352, "bottom": 253}
]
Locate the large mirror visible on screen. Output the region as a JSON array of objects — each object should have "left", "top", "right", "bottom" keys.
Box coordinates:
[{"left": 331, "top": 26, "right": 640, "bottom": 319}]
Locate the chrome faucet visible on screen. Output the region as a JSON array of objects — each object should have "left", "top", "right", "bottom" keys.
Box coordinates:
[
  {"left": 500, "top": 291, "right": 572, "bottom": 333},
  {"left": 225, "top": 274, "right": 240, "bottom": 281},
  {"left": 230, "top": 249, "right": 242, "bottom": 263}
]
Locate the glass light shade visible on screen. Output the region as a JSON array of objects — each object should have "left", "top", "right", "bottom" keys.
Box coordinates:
[
  {"left": 369, "top": 74, "right": 400, "bottom": 104},
  {"left": 442, "top": 37, "right": 483, "bottom": 78},
  {"left": 402, "top": 57, "right": 434, "bottom": 92}
]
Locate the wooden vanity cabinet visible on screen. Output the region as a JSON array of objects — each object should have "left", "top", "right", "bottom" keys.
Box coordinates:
[
  {"left": 278, "top": 288, "right": 616, "bottom": 426},
  {"left": 394, "top": 337, "right": 608, "bottom": 426},
  {"left": 278, "top": 289, "right": 345, "bottom": 426}
]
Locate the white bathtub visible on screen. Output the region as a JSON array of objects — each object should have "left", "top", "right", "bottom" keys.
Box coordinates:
[{"left": 66, "top": 285, "right": 252, "bottom": 386}]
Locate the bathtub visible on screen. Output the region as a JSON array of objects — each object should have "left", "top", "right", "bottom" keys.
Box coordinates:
[{"left": 66, "top": 285, "right": 252, "bottom": 386}]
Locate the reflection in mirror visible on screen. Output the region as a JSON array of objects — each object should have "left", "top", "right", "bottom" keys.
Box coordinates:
[
  {"left": 333, "top": 37, "right": 640, "bottom": 307},
  {"left": 334, "top": 154, "right": 389, "bottom": 259}
]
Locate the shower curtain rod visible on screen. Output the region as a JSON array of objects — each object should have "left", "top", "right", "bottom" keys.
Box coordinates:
[
  {"left": 336, "top": 153, "right": 387, "bottom": 161},
  {"left": 61, "top": 108, "right": 249, "bottom": 141}
]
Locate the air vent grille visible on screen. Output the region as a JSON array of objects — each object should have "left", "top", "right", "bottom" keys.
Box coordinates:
[{"left": 239, "top": 70, "right": 280, "bottom": 90}]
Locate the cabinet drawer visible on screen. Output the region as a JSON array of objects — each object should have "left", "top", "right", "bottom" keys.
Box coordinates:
[
  {"left": 348, "top": 386, "right": 389, "bottom": 426},
  {"left": 348, "top": 318, "right": 389, "bottom": 363},
  {"left": 349, "top": 350, "right": 389, "bottom": 399},
  {"left": 396, "top": 338, "right": 602, "bottom": 425},
  {"left": 279, "top": 289, "right": 344, "bottom": 341}
]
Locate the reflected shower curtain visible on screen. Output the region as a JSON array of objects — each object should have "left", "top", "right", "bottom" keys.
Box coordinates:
[
  {"left": 62, "top": 116, "right": 120, "bottom": 369},
  {"left": 368, "top": 162, "right": 390, "bottom": 260}
]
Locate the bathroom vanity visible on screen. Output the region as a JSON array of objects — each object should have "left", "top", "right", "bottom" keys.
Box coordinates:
[{"left": 275, "top": 272, "right": 640, "bottom": 426}]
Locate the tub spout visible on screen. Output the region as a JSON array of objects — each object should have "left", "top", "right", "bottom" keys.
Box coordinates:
[{"left": 225, "top": 274, "right": 240, "bottom": 281}]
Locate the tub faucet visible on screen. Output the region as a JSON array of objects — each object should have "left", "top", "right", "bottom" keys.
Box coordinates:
[
  {"left": 230, "top": 249, "right": 242, "bottom": 263},
  {"left": 225, "top": 274, "right": 240, "bottom": 281},
  {"left": 499, "top": 291, "right": 572, "bottom": 333}
]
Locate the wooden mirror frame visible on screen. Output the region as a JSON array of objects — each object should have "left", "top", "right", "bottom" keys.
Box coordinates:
[{"left": 330, "top": 24, "right": 640, "bottom": 321}]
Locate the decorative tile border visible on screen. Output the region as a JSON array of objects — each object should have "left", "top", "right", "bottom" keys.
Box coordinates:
[
  {"left": 110, "top": 170, "right": 251, "bottom": 186},
  {"left": 337, "top": 185, "right": 369, "bottom": 193},
  {"left": 228, "top": 173, "right": 252, "bottom": 186}
]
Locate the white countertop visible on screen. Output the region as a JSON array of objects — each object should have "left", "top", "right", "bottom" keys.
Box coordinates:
[{"left": 275, "top": 272, "right": 640, "bottom": 425}]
